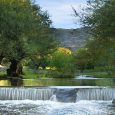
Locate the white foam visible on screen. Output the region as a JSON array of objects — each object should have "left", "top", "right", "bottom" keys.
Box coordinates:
[
  {"left": 48, "top": 100, "right": 113, "bottom": 115},
  {"left": 0, "top": 100, "right": 114, "bottom": 115}
]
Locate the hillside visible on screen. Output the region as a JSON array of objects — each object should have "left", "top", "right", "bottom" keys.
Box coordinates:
[{"left": 52, "top": 27, "right": 89, "bottom": 51}]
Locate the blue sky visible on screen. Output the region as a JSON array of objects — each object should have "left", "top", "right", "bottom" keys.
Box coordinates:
[{"left": 36, "top": 0, "right": 87, "bottom": 29}]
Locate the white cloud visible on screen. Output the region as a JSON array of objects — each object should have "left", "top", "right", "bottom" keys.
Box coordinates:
[{"left": 36, "top": 0, "right": 87, "bottom": 28}]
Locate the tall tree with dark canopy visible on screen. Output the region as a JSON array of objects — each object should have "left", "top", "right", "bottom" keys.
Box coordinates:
[{"left": 0, "top": 0, "right": 56, "bottom": 77}]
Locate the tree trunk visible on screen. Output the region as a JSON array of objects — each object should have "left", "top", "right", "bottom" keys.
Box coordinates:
[
  {"left": 0, "top": 56, "right": 4, "bottom": 64},
  {"left": 7, "top": 59, "right": 23, "bottom": 86},
  {"left": 7, "top": 59, "right": 23, "bottom": 77}
]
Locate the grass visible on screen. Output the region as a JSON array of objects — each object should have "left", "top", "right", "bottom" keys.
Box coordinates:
[
  {"left": 0, "top": 66, "right": 114, "bottom": 79},
  {"left": 23, "top": 67, "right": 75, "bottom": 79},
  {"left": 82, "top": 71, "right": 111, "bottom": 78},
  {"left": 0, "top": 71, "right": 8, "bottom": 80},
  {"left": 0, "top": 71, "right": 6, "bottom": 76},
  {"left": 80, "top": 67, "right": 114, "bottom": 78},
  {"left": 0, "top": 66, "right": 51, "bottom": 79},
  {"left": 22, "top": 67, "right": 51, "bottom": 79},
  {"left": 22, "top": 67, "right": 38, "bottom": 79}
]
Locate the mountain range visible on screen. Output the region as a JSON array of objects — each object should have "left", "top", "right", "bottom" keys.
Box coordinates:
[{"left": 52, "top": 27, "right": 89, "bottom": 51}]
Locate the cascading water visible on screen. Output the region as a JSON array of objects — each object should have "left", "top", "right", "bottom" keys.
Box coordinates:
[
  {"left": 0, "top": 87, "right": 115, "bottom": 115},
  {"left": 77, "top": 88, "right": 115, "bottom": 100},
  {"left": 0, "top": 87, "right": 115, "bottom": 101},
  {"left": 0, "top": 88, "right": 54, "bottom": 100},
  {"left": 52, "top": 87, "right": 115, "bottom": 102}
]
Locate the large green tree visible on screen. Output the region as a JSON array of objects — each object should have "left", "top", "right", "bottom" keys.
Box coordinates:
[
  {"left": 74, "top": 0, "right": 115, "bottom": 41},
  {"left": 73, "top": 0, "right": 115, "bottom": 74},
  {"left": 0, "top": 0, "right": 56, "bottom": 77}
]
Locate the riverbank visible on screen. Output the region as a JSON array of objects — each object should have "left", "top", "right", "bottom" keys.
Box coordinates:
[
  {"left": 80, "top": 67, "right": 114, "bottom": 78},
  {"left": 0, "top": 65, "right": 114, "bottom": 79}
]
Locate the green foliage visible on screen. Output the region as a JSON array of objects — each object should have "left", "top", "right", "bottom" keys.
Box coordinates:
[
  {"left": 22, "top": 67, "right": 38, "bottom": 79},
  {"left": 0, "top": 0, "right": 56, "bottom": 61},
  {"left": 85, "top": 38, "right": 115, "bottom": 74},
  {"left": 48, "top": 51, "right": 74, "bottom": 75},
  {"left": 73, "top": 0, "right": 115, "bottom": 75},
  {"left": 75, "top": 0, "right": 115, "bottom": 40},
  {"left": 0, "top": 71, "right": 6, "bottom": 77},
  {"left": 85, "top": 39, "right": 104, "bottom": 65},
  {"left": 74, "top": 48, "right": 94, "bottom": 72},
  {"left": 75, "top": 39, "right": 115, "bottom": 74}
]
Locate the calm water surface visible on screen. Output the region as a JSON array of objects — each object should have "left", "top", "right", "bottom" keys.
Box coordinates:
[{"left": 0, "top": 78, "right": 115, "bottom": 87}]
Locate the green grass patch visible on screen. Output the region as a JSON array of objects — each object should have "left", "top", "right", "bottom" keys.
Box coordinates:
[
  {"left": 22, "top": 67, "right": 38, "bottom": 79},
  {"left": 82, "top": 71, "right": 108, "bottom": 78},
  {"left": 82, "top": 69, "right": 114, "bottom": 78},
  {"left": 0, "top": 71, "right": 6, "bottom": 77},
  {"left": 23, "top": 67, "right": 51, "bottom": 79}
]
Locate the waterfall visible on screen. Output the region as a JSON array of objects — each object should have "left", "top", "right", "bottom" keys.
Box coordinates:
[
  {"left": 0, "top": 88, "right": 54, "bottom": 100},
  {"left": 53, "top": 87, "right": 115, "bottom": 102},
  {"left": 0, "top": 87, "right": 115, "bottom": 115},
  {"left": 76, "top": 88, "right": 115, "bottom": 100},
  {"left": 0, "top": 87, "right": 115, "bottom": 101}
]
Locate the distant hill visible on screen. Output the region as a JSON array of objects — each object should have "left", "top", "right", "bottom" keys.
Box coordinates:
[{"left": 52, "top": 27, "right": 89, "bottom": 51}]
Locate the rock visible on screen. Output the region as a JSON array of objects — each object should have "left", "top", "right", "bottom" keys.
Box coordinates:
[
  {"left": 55, "top": 88, "right": 77, "bottom": 103},
  {"left": 112, "top": 99, "right": 115, "bottom": 104}
]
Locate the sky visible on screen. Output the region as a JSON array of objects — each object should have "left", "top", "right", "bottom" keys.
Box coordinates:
[{"left": 36, "top": 0, "right": 87, "bottom": 29}]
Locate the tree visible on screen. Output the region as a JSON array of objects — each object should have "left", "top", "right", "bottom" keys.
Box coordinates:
[
  {"left": 0, "top": 0, "right": 56, "bottom": 77},
  {"left": 73, "top": 0, "right": 115, "bottom": 74},
  {"left": 48, "top": 49, "right": 74, "bottom": 77},
  {"left": 85, "top": 39, "right": 104, "bottom": 66},
  {"left": 74, "top": 48, "right": 94, "bottom": 73},
  {"left": 74, "top": 0, "right": 115, "bottom": 41}
]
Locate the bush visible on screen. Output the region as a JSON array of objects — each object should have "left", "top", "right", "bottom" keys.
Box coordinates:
[{"left": 48, "top": 51, "right": 75, "bottom": 76}]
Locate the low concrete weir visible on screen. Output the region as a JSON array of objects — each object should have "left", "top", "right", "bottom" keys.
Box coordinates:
[
  {"left": 76, "top": 88, "right": 115, "bottom": 100},
  {"left": 53, "top": 87, "right": 115, "bottom": 102},
  {"left": 0, "top": 88, "right": 54, "bottom": 100},
  {"left": 0, "top": 87, "right": 115, "bottom": 101}
]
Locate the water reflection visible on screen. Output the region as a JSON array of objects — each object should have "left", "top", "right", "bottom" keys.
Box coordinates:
[
  {"left": 0, "top": 78, "right": 115, "bottom": 87},
  {"left": 0, "top": 80, "right": 10, "bottom": 86},
  {"left": 79, "top": 79, "right": 96, "bottom": 86},
  {"left": 0, "top": 78, "right": 23, "bottom": 86},
  {"left": 9, "top": 78, "right": 23, "bottom": 86}
]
